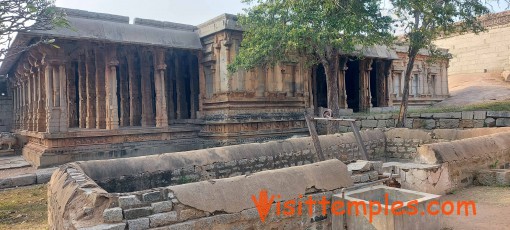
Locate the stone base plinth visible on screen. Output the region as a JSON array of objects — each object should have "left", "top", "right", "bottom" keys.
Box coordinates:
[{"left": 0, "top": 149, "right": 15, "bottom": 157}]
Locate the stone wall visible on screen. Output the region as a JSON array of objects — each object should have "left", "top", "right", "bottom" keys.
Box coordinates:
[
  {"left": 76, "top": 129, "right": 385, "bottom": 193},
  {"left": 434, "top": 10, "right": 510, "bottom": 79},
  {"left": 384, "top": 127, "right": 510, "bottom": 160},
  {"left": 48, "top": 160, "right": 353, "bottom": 230},
  {"left": 400, "top": 131, "right": 510, "bottom": 194},
  {"left": 330, "top": 111, "right": 510, "bottom": 133}
]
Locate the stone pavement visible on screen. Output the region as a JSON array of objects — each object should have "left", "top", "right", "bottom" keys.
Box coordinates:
[{"left": 0, "top": 155, "right": 56, "bottom": 189}]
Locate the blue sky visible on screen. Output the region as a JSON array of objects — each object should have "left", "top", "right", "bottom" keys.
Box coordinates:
[{"left": 55, "top": 0, "right": 509, "bottom": 26}]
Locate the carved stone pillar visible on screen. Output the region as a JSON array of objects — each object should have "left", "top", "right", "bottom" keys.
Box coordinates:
[
  {"left": 359, "top": 59, "right": 373, "bottom": 112},
  {"left": 175, "top": 55, "right": 185, "bottom": 119},
  {"left": 85, "top": 49, "right": 96, "bottom": 129},
  {"left": 127, "top": 53, "right": 141, "bottom": 126},
  {"left": 198, "top": 52, "right": 205, "bottom": 115},
  {"left": 45, "top": 64, "right": 58, "bottom": 133},
  {"left": 188, "top": 54, "right": 197, "bottom": 119},
  {"left": 338, "top": 57, "right": 348, "bottom": 109},
  {"left": 155, "top": 50, "right": 168, "bottom": 127},
  {"left": 58, "top": 63, "right": 68, "bottom": 132},
  {"left": 37, "top": 63, "right": 47, "bottom": 132},
  {"left": 106, "top": 59, "right": 120, "bottom": 130},
  {"left": 22, "top": 78, "right": 28, "bottom": 130},
  {"left": 140, "top": 50, "right": 155, "bottom": 127},
  {"left": 31, "top": 70, "right": 38, "bottom": 131},
  {"left": 118, "top": 54, "right": 130, "bottom": 127},
  {"left": 95, "top": 48, "right": 106, "bottom": 129},
  {"left": 27, "top": 72, "right": 34, "bottom": 131},
  {"left": 78, "top": 55, "right": 87, "bottom": 128}
]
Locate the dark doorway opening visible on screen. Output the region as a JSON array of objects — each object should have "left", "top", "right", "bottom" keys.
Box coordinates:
[
  {"left": 370, "top": 61, "right": 379, "bottom": 107},
  {"left": 315, "top": 64, "right": 328, "bottom": 108},
  {"left": 345, "top": 60, "right": 360, "bottom": 112}
]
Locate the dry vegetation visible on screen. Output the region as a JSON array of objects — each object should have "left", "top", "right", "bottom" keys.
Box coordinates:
[{"left": 0, "top": 185, "right": 47, "bottom": 230}]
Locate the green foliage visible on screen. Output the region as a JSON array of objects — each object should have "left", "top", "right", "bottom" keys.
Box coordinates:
[{"left": 229, "top": 0, "right": 395, "bottom": 72}]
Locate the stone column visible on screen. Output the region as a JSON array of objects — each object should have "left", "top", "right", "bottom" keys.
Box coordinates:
[
  {"left": 22, "top": 78, "right": 27, "bottom": 130},
  {"left": 37, "top": 64, "right": 47, "bottom": 132},
  {"left": 188, "top": 54, "right": 197, "bottom": 119},
  {"left": 359, "top": 59, "right": 373, "bottom": 111},
  {"left": 85, "top": 50, "right": 97, "bottom": 129},
  {"left": 105, "top": 59, "right": 120, "bottom": 130},
  {"left": 167, "top": 54, "right": 176, "bottom": 121},
  {"left": 58, "top": 63, "right": 68, "bottom": 132},
  {"left": 338, "top": 57, "right": 348, "bottom": 109},
  {"left": 198, "top": 52, "right": 205, "bottom": 114},
  {"left": 175, "top": 55, "right": 185, "bottom": 119},
  {"left": 127, "top": 53, "right": 141, "bottom": 126},
  {"left": 95, "top": 48, "right": 106, "bottom": 129},
  {"left": 67, "top": 62, "right": 78, "bottom": 128},
  {"left": 31, "top": 70, "right": 39, "bottom": 131},
  {"left": 155, "top": 49, "right": 169, "bottom": 127},
  {"left": 78, "top": 56, "right": 87, "bottom": 128},
  {"left": 13, "top": 83, "right": 18, "bottom": 130},
  {"left": 140, "top": 50, "right": 155, "bottom": 127},
  {"left": 118, "top": 55, "right": 130, "bottom": 127},
  {"left": 45, "top": 64, "right": 58, "bottom": 133},
  {"left": 27, "top": 72, "right": 34, "bottom": 131}
]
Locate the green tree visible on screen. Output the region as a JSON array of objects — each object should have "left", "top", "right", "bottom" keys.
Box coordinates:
[
  {"left": 392, "top": 0, "right": 493, "bottom": 127},
  {"left": 0, "top": 0, "right": 68, "bottom": 61},
  {"left": 229, "top": 0, "right": 394, "bottom": 128}
]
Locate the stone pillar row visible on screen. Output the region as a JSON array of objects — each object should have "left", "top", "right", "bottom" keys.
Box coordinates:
[{"left": 12, "top": 45, "right": 200, "bottom": 133}]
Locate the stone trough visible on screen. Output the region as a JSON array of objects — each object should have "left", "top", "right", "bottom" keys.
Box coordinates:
[{"left": 332, "top": 186, "right": 441, "bottom": 230}]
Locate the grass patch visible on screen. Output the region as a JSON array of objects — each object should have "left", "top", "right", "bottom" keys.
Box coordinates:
[{"left": 0, "top": 185, "right": 47, "bottom": 230}]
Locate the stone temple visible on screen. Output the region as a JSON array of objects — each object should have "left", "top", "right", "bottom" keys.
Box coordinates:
[{"left": 0, "top": 8, "right": 450, "bottom": 168}]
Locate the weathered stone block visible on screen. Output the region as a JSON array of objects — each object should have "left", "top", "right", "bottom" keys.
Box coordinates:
[
  {"left": 179, "top": 208, "right": 206, "bottom": 222},
  {"left": 118, "top": 195, "right": 142, "bottom": 209},
  {"left": 127, "top": 218, "right": 149, "bottom": 230},
  {"left": 487, "top": 111, "right": 510, "bottom": 118},
  {"left": 123, "top": 207, "right": 152, "bottom": 220},
  {"left": 0, "top": 174, "right": 37, "bottom": 189},
  {"left": 496, "top": 118, "right": 510, "bottom": 127},
  {"left": 485, "top": 118, "right": 496, "bottom": 127},
  {"left": 78, "top": 223, "right": 126, "bottom": 230},
  {"left": 438, "top": 119, "right": 460, "bottom": 129},
  {"left": 473, "top": 111, "right": 486, "bottom": 120},
  {"left": 103, "top": 208, "right": 123, "bottom": 223},
  {"left": 459, "top": 120, "right": 474, "bottom": 128},
  {"left": 376, "top": 120, "right": 387, "bottom": 128},
  {"left": 420, "top": 113, "right": 434, "bottom": 118},
  {"left": 473, "top": 120, "right": 485, "bottom": 128},
  {"left": 142, "top": 191, "right": 161, "bottom": 202},
  {"left": 461, "top": 111, "right": 474, "bottom": 120},
  {"left": 373, "top": 114, "right": 392, "bottom": 120},
  {"left": 404, "top": 119, "right": 413, "bottom": 128},
  {"left": 361, "top": 120, "right": 378, "bottom": 128},
  {"left": 151, "top": 201, "right": 173, "bottom": 213},
  {"left": 347, "top": 161, "right": 371, "bottom": 172},
  {"left": 434, "top": 112, "right": 462, "bottom": 119},
  {"left": 149, "top": 212, "right": 178, "bottom": 228}
]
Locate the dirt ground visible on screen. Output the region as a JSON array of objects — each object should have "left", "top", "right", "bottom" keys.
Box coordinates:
[
  {"left": 0, "top": 185, "right": 47, "bottom": 230},
  {"left": 434, "top": 73, "right": 510, "bottom": 107},
  {"left": 440, "top": 186, "right": 510, "bottom": 230}
]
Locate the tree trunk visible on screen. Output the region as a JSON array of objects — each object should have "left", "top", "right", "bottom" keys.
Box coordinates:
[
  {"left": 322, "top": 50, "right": 341, "bottom": 134},
  {"left": 396, "top": 48, "right": 418, "bottom": 127}
]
